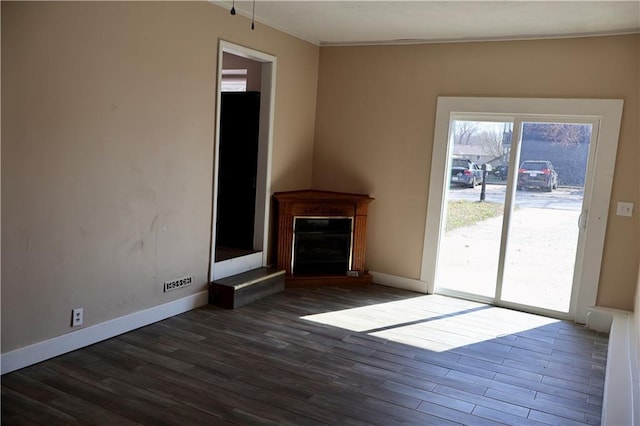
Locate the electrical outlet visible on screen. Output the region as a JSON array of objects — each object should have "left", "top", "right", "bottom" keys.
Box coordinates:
[
  {"left": 616, "top": 201, "right": 634, "bottom": 217},
  {"left": 164, "top": 275, "right": 193, "bottom": 293},
  {"left": 71, "top": 308, "right": 83, "bottom": 327}
]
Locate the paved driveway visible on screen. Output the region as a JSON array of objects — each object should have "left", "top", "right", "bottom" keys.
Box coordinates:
[
  {"left": 448, "top": 183, "right": 584, "bottom": 211},
  {"left": 438, "top": 184, "right": 583, "bottom": 313}
]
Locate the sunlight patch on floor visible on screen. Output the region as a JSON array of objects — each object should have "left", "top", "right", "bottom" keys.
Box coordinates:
[{"left": 301, "top": 294, "right": 560, "bottom": 352}]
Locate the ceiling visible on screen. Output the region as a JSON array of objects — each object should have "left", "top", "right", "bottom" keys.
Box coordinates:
[{"left": 216, "top": 1, "right": 640, "bottom": 46}]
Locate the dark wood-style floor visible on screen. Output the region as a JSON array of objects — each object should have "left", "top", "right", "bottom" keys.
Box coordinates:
[{"left": 2, "top": 285, "right": 608, "bottom": 425}]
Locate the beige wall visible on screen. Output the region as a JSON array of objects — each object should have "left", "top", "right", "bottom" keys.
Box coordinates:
[
  {"left": 635, "top": 33, "right": 640, "bottom": 357},
  {"left": 1, "top": 2, "right": 318, "bottom": 352},
  {"left": 313, "top": 35, "right": 639, "bottom": 311}
]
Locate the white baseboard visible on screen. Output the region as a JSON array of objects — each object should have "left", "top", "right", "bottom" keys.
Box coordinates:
[
  {"left": 598, "top": 309, "right": 639, "bottom": 426},
  {"left": 585, "top": 308, "right": 614, "bottom": 332},
  {"left": 369, "top": 271, "right": 428, "bottom": 294},
  {"left": 1, "top": 290, "right": 209, "bottom": 375}
]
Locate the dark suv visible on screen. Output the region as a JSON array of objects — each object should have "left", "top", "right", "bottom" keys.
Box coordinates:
[
  {"left": 493, "top": 165, "right": 509, "bottom": 180},
  {"left": 517, "top": 160, "right": 558, "bottom": 192},
  {"left": 450, "top": 158, "right": 483, "bottom": 188}
]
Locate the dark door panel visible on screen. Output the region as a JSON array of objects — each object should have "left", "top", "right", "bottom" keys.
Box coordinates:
[{"left": 216, "top": 91, "right": 261, "bottom": 250}]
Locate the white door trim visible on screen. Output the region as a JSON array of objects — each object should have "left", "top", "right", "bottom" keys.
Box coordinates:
[
  {"left": 210, "top": 41, "right": 277, "bottom": 281},
  {"left": 421, "top": 97, "right": 623, "bottom": 323}
]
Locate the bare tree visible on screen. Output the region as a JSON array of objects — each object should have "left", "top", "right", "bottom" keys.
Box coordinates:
[
  {"left": 477, "top": 130, "right": 505, "bottom": 159},
  {"left": 526, "top": 123, "right": 590, "bottom": 146},
  {"left": 451, "top": 121, "right": 479, "bottom": 146}
]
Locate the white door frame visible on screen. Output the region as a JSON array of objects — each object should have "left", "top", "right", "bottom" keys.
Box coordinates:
[
  {"left": 210, "top": 40, "right": 277, "bottom": 281},
  {"left": 421, "top": 97, "right": 623, "bottom": 323}
]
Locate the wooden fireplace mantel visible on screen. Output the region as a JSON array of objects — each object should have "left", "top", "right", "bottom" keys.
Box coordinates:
[{"left": 273, "top": 190, "right": 374, "bottom": 288}]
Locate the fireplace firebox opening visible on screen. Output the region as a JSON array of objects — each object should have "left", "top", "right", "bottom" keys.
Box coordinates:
[{"left": 292, "top": 217, "right": 353, "bottom": 276}]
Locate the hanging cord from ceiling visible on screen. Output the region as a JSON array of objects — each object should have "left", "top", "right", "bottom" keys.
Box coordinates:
[
  {"left": 229, "top": 0, "right": 255, "bottom": 30},
  {"left": 251, "top": 0, "right": 256, "bottom": 30}
]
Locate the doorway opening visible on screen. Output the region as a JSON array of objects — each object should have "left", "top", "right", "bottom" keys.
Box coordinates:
[
  {"left": 422, "top": 97, "right": 623, "bottom": 322},
  {"left": 210, "top": 41, "right": 277, "bottom": 280}
]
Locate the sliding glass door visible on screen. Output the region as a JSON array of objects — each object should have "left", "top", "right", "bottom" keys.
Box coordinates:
[
  {"left": 437, "top": 119, "right": 510, "bottom": 299},
  {"left": 432, "top": 109, "right": 601, "bottom": 317},
  {"left": 499, "top": 122, "right": 593, "bottom": 312}
]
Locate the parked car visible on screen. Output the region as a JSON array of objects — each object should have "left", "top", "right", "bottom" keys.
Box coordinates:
[
  {"left": 450, "top": 158, "right": 483, "bottom": 188},
  {"left": 493, "top": 165, "right": 509, "bottom": 180},
  {"left": 517, "top": 160, "right": 558, "bottom": 192}
]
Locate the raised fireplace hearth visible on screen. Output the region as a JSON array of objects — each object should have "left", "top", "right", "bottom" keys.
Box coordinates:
[{"left": 273, "top": 190, "right": 374, "bottom": 287}]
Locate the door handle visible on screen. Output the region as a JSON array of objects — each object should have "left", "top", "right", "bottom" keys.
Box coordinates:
[{"left": 578, "top": 210, "right": 588, "bottom": 230}]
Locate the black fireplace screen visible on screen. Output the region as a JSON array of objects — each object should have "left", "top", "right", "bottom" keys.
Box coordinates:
[{"left": 292, "top": 217, "right": 353, "bottom": 275}]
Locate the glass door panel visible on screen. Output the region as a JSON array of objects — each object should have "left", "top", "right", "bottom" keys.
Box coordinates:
[
  {"left": 427, "top": 97, "right": 622, "bottom": 322},
  {"left": 436, "top": 120, "right": 512, "bottom": 299},
  {"left": 500, "top": 122, "right": 593, "bottom": 312}
]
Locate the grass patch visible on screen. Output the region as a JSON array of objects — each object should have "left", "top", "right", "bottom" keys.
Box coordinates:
[{"left": 446, "top": 200, "right": 504, "bottom": 231}]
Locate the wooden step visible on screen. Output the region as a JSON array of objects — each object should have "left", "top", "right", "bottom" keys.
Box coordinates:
[{"left": 209, "top": 267, "right": 285, "bottom": 309}]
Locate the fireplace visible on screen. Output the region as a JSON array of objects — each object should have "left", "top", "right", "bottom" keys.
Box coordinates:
[
  {"left": 293, "top": 217, "right": 353, "bottom": 275},
  {"left": 273, "top": 190, "right": 374, "bottom": 287}
]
